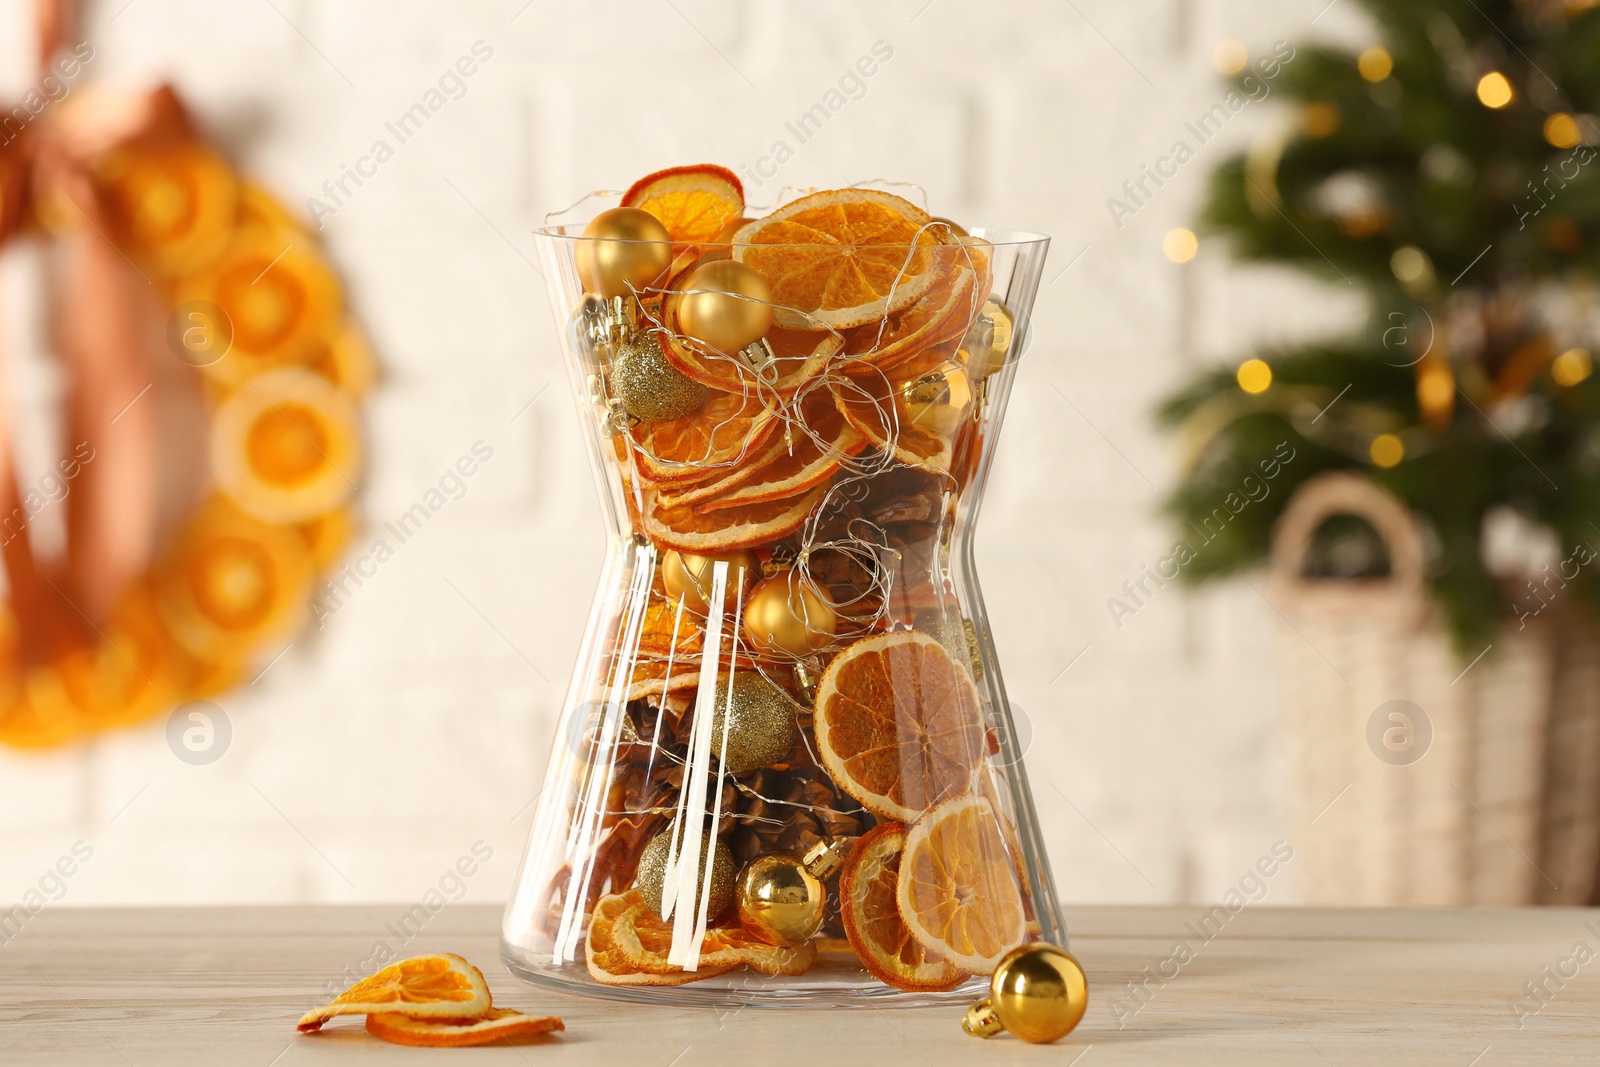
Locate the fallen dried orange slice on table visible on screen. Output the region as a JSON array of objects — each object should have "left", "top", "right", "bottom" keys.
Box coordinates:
[
  {"left": 813, "top": 631, "right": 987, "bottom": 821},
  {"left": 898, "top": 794, "right": 1027, "bottom": 972},
  {"left": 366, "top": 1008, "right": 564, "bottom": 1048},
  {"left": 840, "top": 821, "right": 969, "bottom": 992},
  {"left": 297, "top": 953, "right": 492, "bottom": 1032},
  {"left": 732, "top": 189, "right": 944, "bottom": 330}
]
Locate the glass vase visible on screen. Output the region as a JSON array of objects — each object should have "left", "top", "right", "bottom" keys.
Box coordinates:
[{"left": 503, "top": 197, "right": 1057, "bottom": 1006}]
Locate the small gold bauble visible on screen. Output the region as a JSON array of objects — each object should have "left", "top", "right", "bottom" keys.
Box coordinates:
[
  {"left": 737, "top": 852, "right": 826, "bottom": 947},
  {"left": 742, "top": 572, "right": 837, "bottom": 657},
  {"left": 611, "top": 333, "right": 706, "bottom": 422},
  {"left": 962, "top": 942, "right": 1088, "bottom": 1044},
  {"left": 960, "top": 297, "right": 1015, "bottom": 381},
  {"left": 576, "top": 207, "right": 673, "bottom": 299},
  {"left": 661, "top": 549, "right": 760, "bottom": 615},
  {"left": 710, "top": 672, "right": 798, "bottom": 776},
  {"left": 677, "top": 260, "right": 775, "bottom": 354},
  {"left": 634, "top": 823, "right": 736, "bottom": 921},
  {"left": 896, "top": 361, "right": 974, "bottom": 436}
]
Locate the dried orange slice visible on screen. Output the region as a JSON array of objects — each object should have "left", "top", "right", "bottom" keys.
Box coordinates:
[
  {"left": 830, "top": 343, "right": 977, "bottom": 475},
  {"left": 617, "top": 891, "right": 818, "bottom": 976},
  {"left": 366, "top": 1008, "right": 563, "bottom": 1048},
  {"left": 733, "top": 189, "right": 943, "bottom": 330},
  {"left": 813, "top": 631, "right": 985, "bottom": 821},
  {"left": 586, "top": 891, "right": 740, "bottom": 986},
  {"left": 297, "top": 954, "right": 491, "bottom": 1032},
  {"left": 841, "top": 822, "right": 969, "bottom": 992},
  {"left": 659, "top": 388, "right": 863, "bottom": 512},
  {"left": 838, "top": 242, "right": 987, "bottom": 375},
  {"left": 177, "top": 224, "right": 342, "bottom": 385},
  {"left": 631, "top": 385, "right": 779, "bottom": 483},
  {"left": 210, "top": 367, "right": 361, "bottom": 523},
  {"left": 96, "top": 140, "right": 238, "bottom": 280},
  {"left": 624, "top": 164, "right": 744, "bottom": 247},
  {"left": 639, "top": 486, "right": 823, "bottom": 553},
  {"left": 897, "top": 794, "right": 1027, "bottom": 973}
]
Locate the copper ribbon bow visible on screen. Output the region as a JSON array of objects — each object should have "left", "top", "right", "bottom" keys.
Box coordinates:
[{"left": 1, "top": 0, "right": 182, "bottom": 666}]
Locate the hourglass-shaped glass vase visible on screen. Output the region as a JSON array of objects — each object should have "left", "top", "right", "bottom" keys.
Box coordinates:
[{"left": 503, "top": 192, "right": 1058, "bottom": 1006}]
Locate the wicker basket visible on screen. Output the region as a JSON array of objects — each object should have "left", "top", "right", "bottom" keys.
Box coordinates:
[{"left": 1269, "top": 472, "right": 1600, "bottom": 905}]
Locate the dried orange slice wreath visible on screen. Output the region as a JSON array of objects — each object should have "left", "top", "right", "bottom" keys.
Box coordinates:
[
  {"left": 897, "top": 794, "right": 1028, "bottom": 972},
  {"left": 0, "top": 105, "right": 368, "bottom": 750},
  {"left": 813, "top": 631, "right": 987, "bottom": 821},
  {"left": 840, "top": 822, "right": 970, "bottom": 991},
  {"left": 298, "top": 954, "right": 492, "bottom": 1032},
  {"left": 365, "top": 1008, "right": 564, "bottom": 1048}
]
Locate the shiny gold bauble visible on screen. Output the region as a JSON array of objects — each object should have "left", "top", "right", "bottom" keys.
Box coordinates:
[
  {"left": 963, "top": 943, "right": 1089, "bottom": 1044},
  {"left": 661, "top": 550, "right": 760, "bottom": 614},
  {"left": 737, "top": 852, "right": 826, "bottom": 947},
  {"left": 742, "top": 572, "right": 837, "bottom": 657},
  {"left": 576, "top": 207, "right": 673, "bottom": 299},
  {"left": 634, "top": 823, "right": 736, "bottom": 921},
  {"left": 677, "top": 260, "right": 775, "bottom": 354},
  {"left": 960, "top": 297, "right": 1016, "bottom": 381},
  {"left": 611, "top": 333, "right": 706, "bottom": 422},
  {"left": 710, "top": 672, "right": 798, "bottom": 776},
  {"left": 896, "top": 361, "right": 974, "bottom": 436}
]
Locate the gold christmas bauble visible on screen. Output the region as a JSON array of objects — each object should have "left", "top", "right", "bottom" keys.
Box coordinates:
[
  {"left": 661, "top": 550, "right": 760, "bottom": 615},
  {"left": 612, "top": 333, "right": 706, "bottom": 422},
  {"left": 896, "top": 361, "right": 974, "bottom": 436},
  {"left": 963, "top": 943, "right": 1089, "bottom": 1044},
  {"left": 742, "top": 572, "right": 837, "bottom": 657},
  {"left": 961, "top": 297, "right": 1015, "bottom": 381},
  {"left": 710, "top": 672, "right": 798, "bottom": 776},
  {"left": 677, "top": 260, "right": 775, "bottom": 354},
  {"left": 634, "top": 823, "right": 736, "bottom": 921},
  {"left": 576, "top": 207, "right": 673, "bottom": 299},
  {"left": 737, "top": 852, "right": 826, "bottom": 947}
]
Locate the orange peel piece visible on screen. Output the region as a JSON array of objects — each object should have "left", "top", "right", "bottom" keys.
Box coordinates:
[{"left": 365, "top": 1007, "right": 564, "bottom": 1048}]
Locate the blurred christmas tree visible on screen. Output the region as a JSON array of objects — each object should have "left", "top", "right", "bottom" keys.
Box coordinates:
[{"left": 1159, "top": 0, "right": 1600, "bottom": 650}]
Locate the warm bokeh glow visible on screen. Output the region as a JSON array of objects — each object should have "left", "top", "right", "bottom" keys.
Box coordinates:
[
  {"left": 1552, "top": 347, "right": 1594, "bottom": 387},
  {"left": 1358, "top": 47, "right": 1393, "bottom": 82},
  {"left": 1544, "top": 112, "right": 1581, "bottom": 149},
  {"left": 1163, "top": 228, "right": 1198, "bottom": 263},
  {"left": 1370, "top": 433, "right": 1405, "bottom": 468},
  {"left": 1237, "top": 358, "right": 1272, "bottom": 394},
  {"left": 1476, "top": 71, "right": 1514, "bottom": 109},
  {"left": 1213, "top": 39, "right": 1248, "bottom": 75}
]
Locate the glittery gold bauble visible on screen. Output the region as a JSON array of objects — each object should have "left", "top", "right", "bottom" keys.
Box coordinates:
[
  {"left": 634, "top": 824, "right": 736, "bottom": 921},
  {"left": 896, "top": 362, "right": 974, "bottom": 436},
  {"left": 576, "top": 207, "right": 673, "bottom": 299},
  {"left": 710, "top": 672, "right": 798, "bottom": 776},
  {"left": 677, "top": 260, "right": 774, "bottom": 354},
  {"left": 963, "top": 943, "right": 1089, "bottom": 1044},
  {"left": 612, "top": 333, "right": 706, "bottom": 422},
  {"left": 736, "top": 852, "right": 826, "bottom": 947},
  {"left": 661, "top": 550, "right": 760, "bottom": 614},
  {"left": 960, "top": 297, "right": 1015, "bottom": 381},
  {"left": 742, "top": 572, "right": 837, "bottom": 657}
]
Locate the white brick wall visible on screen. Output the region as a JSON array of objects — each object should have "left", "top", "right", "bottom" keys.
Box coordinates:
[{"left": 0, "top": 0, "right": 1380, "bottom": 908}]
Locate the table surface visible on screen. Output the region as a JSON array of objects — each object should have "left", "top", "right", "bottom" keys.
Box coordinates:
[{"left": 4, "top": 904, "right": 1598, "bottom": 1065}]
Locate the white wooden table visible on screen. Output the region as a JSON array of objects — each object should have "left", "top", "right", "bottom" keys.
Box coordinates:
[{"left": 4, "top": 904, "right": 1597, "bottom": 1064}]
